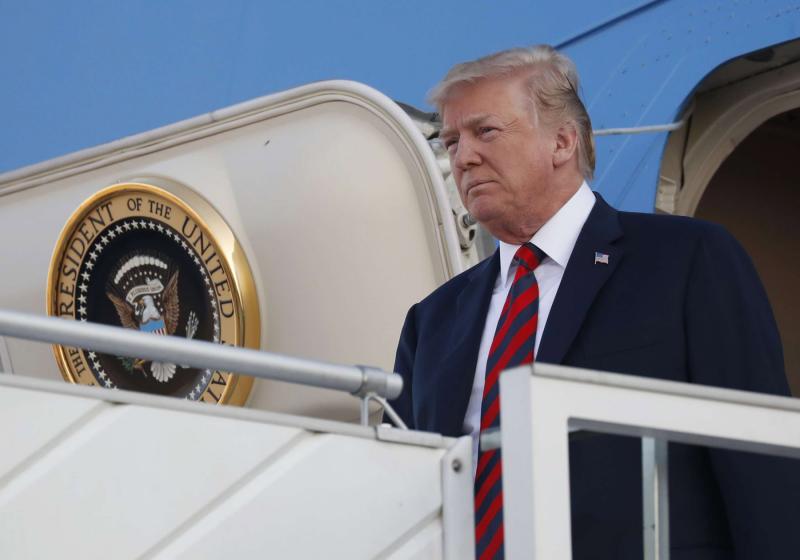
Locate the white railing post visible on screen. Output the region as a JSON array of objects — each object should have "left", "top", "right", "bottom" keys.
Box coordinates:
[
  {"left": 502, "top": 367, "right": 573, "bottom": 559},
  {"left": 498, "top": 362, "right": 800, "bottom": 560}
]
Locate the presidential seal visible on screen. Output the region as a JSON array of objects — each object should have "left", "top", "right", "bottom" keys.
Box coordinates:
[{"left": 47, "top": 181, "right": 259, "bottom": 405}]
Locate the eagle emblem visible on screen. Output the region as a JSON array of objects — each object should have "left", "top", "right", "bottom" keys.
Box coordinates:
[{"left": 106, "top": 254, "right": 183, "bottom": 382}]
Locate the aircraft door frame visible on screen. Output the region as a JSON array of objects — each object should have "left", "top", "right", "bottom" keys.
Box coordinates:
[{"left": 657, "top": 59, "right": 800, "bottom": 216}]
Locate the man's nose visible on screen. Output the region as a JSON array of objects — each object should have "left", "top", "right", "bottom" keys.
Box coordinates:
[{"left": 453, "top": 137, "right": 481, "bottom": 170}]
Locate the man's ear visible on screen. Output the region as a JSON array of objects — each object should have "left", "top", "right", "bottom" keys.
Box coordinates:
[{"left": 552, "top": 123, "right": 578, "bottom": 168}]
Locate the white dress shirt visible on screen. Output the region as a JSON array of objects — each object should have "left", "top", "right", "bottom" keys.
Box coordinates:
[{"left": 463, "top": 182, "right": 596, "bottom": 473}]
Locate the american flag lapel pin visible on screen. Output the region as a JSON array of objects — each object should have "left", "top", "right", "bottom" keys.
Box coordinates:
[{"left": 594, "top": 251, "right": 610, "bottom": 265}]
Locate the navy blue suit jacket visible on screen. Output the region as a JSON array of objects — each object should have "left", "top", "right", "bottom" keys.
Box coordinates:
[{"left": 391, "top": 194, "right": 800, "bottom": 559}]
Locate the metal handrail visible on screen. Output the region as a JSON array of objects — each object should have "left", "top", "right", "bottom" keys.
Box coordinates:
[
  {"left": 0, "top": 308, "right": 402, "bottom": 400},
  {"left": 592, "top": 119, "right": 687, "bottom": 136}
]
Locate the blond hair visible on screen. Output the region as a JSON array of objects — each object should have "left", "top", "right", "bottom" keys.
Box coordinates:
[{"left": 429, "top": 45, "right": 595, "bottom": 180}]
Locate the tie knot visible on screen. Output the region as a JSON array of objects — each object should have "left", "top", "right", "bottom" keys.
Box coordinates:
[{"left": 514, "top": 242, "right": 546, "bottom": 272}]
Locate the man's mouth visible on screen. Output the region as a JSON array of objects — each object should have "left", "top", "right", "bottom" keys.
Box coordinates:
[{"left": 465, "top": 179, "right": 494, "bottom": 195}]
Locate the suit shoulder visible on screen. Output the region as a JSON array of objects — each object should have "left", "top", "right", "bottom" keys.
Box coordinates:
[
  {"left": 416, "top": 254, "right": 496, "bottom": 309},
  {"left": 616, "top": 210, "right": 737, "bottom": 248}
]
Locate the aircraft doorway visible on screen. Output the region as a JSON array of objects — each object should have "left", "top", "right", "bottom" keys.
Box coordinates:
[
  {"left": 694, "top": 110, "right": 800, "bottom": 393},
  {"left": 656, "top": 41, "right": 800, "bottom": 394}
]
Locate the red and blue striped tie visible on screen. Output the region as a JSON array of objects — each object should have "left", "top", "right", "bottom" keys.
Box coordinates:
[{"left": 475, "top": 242, "right": 545, "bottom": 560}]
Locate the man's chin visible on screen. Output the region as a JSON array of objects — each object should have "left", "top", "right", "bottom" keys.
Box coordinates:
[
  {"left": 466, "top": 201, "right": 501, "bottom": 226},
  {"left": 466, "top": 204, "right": 522, "bottom": 241}
]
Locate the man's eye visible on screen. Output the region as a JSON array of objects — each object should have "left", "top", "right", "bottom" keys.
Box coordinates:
[
  {"left": 444, "top": 139, "right": 458, "bottom": 152},
  {"left": 478, "top": 126, "right": 497, "bottom": 136}
]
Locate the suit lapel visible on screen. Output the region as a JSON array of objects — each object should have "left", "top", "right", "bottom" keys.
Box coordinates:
[
  {"left": 537, "top": 194, "right": 624, "bottom": 364},
  {"left": 433, "top": 251, "right": 499, "bottom": 436}
]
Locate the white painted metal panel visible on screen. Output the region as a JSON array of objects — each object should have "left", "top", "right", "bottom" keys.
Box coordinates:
[
  {"left": 0, "top": 398, "right": 304, "bottom": 559},
  {"left": 153, "top": 434, "right": 444, "bottom": 559},
  {"left": 386, "top": 518, "right": 444, "bottom": 560},
  {"left": 0, "top": 384, "right": 105, "bottom": 480},
  {"left": 0, "top": 81, "right": 460, "bottom": 422},
  {"left": 0, "top": 376, "right": 473, "bottom": 560}
]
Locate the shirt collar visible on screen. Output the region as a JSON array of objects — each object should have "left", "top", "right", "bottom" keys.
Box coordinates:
[{"left": 497, "top": 181, "right": 596, "bottom": 286}]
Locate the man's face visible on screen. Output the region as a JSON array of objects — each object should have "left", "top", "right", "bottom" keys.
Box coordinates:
[{"left": 440, "top": 74, "right": 558, "bottom": 242}]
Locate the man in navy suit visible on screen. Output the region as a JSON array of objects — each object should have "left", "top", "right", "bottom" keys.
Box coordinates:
[{"left": 390, "top": 45, "right": 799, "bottom": 559}]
